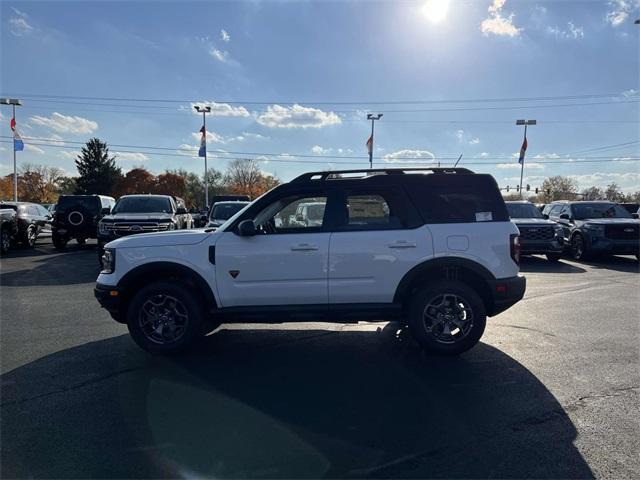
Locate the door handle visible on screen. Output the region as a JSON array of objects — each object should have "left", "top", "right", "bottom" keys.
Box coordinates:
[
  {"left": 388, "top": 241, "right": 416, "bottom": 248},
  {"left": 291, "top": 243, "right": 319, "bottom": 251}
]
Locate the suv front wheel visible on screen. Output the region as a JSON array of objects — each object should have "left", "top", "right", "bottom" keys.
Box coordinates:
[
  {"left": 408, "top": 281, "right": 486, "bottom": 355},
  {"left": 126, "top": 281, "right": 205, "bottom": 354}
]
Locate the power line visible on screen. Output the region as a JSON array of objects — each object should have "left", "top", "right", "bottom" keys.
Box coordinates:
[
  {"left": 4, "top": 135, "right": 639, "bottom": 161},
  {"left": 1, "top": 139, "right": 637, "bottom": 166},
  {"left": 2, "top": 91, "right": 636, "bottom": 105}
]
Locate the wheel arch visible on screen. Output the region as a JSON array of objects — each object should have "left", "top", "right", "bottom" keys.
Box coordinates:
[
  {"left": 118, "top": 261, "right": 218, "bottom": 315},
  {"left": 394, "top": 257, "right": 496, "bottom": 314}
]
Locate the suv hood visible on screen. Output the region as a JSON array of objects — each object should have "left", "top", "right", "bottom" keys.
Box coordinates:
[
  {"left": 511, "top": 218, "right": 556, "bottom": 226},
  {"left": 577, "top": 218, "right": 640, "bottom": 225},
  {"left": 106, "top": 228, "right": 215, "bottom": 248},
  {"left": 102, "top": 212, "right": 174, "bottom": 222}
]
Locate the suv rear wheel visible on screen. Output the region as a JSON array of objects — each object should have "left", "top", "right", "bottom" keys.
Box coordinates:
[
  {"left": 408, "top": 281, "right": 486, "bottom": 355},
  {"left": 24, "top": 225, "right": 37, "bottom": 248},
  {"left": 126, "top": 281, "right": 205, "bottom": 354},
  {"left": 0, "top": 227, "right": 10, "bottom": 255}
]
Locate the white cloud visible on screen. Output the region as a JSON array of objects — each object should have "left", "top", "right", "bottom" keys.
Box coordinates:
[
  {"left": 39, "top": 134, "right": 65, "bottom": 147},
  {"left": 383, "top": 149, "right": 437, "bottom": 164},
  {"left": 191, "top": 131, "right": 227, "bottom": 144},
  {"left": 312, "top": 145, "right": 331, "bottom": 155},
  {"left": 456, "top": 129, "right": 464, "bottom": 142},
  {"left": 469, "top": 137, "right": 480, "bottom": 145},
  {"left": 210, "top": 47, "right": 229, "bottom": 62},
  {"left": 456, "top": 129, "right": 480, "bottom": 145},
  {"left": 533, "top": 152, "right": 561, "bottom": 159},
  {"left": 496, "top": 162, "right": 545, "bottom": 169},
  {"left": 569, "top": 172, "right": 640, "bottom": 192},
  {"left": 190, "top": 101, "right": 250, "bottom": 117},
  {"left": 8, "top": 8, "right": 33, "bottom": 37},
  {"left": 242, "top": 131, "right": 268, "bottom": 140},
  {"left": 25, "top": 144, "right": 45, "bottom": 155},
  {"left": 30, "top": 112, "right": 98, "bottom": 134},
  {"left": 114, "top": 152, "right": 149, "bottom": 162},
  {"left": 547, "top": 21, "right": 584, "bottom": 39},
  {"left": 256, "top": 104, "right": 341, "bottom": 129},
  {"left": 605, "top": 0, "right": 638, "bottom": 26},
  {"left": 220, "top": 29, "right": 230, "bottom": 43},
  {"left": 479, "top": 152, "right": 490, "bottom": 157},
  {"left": 57, "top": 150, "right": 80, "bottom": 160},
  {"left": 481, "top": 0, "right": 521, "bottom": 37},
  {"left": 622, "top": 88, "right": 638, "bottom": 97}
]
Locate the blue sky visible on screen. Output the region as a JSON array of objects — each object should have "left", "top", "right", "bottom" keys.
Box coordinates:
[{"left": 1, "top": 0, "right": 639, "bottom": 193}]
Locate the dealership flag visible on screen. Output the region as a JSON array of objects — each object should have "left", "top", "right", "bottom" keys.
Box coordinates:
[
  {"left": 518, "top": 136, "right": 527, "bottom": 164},
  {"left": 198, "top": 125, "right": 206, "bottom": 157},
  {"left": 366, "top": 135, "right": 373, "bottom": 156},
  {"left": 10, "top": 117, "right": 24, "bottom": 152}
]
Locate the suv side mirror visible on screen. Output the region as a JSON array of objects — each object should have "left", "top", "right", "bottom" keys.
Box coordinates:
[
  {"left": 101, "top": 207, "right": 111, "bottom": 215},
  {"left": 176, "top": 207, "right": 187, "bottom": 215},
  {"left": 559, "top": 213, "right": 570, "bottom": 221},
  {"left": 237, "top": 219, "right": 256, "bottom": 236},
  {"left": 542, "top": 214, "right": 549, "bottom": 219}
]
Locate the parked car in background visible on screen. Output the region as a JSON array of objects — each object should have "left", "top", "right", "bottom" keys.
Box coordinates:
[
  {"left": 98, "top": 194, "right": 189, "bottom": 261},
  {"left": 52, "top": 195, "right": 115, "bottom": 249},
  {"left": 0, "top": 208, "right": 18, "bottom": 255},
  {"left": 190, "top": 209, "right": 208, "bottom": 228},
  {"left": 95, "top": 167, "right": 525, "bottom": 356},
  {"left": 173, "top": 197, "right": 194, "bottom": 229},
  {"left": 206, "top": 201, "right": 250, "bottom": 228},
  {"left": 619, "top": 203, "right": 640, "bottom": 216},
  {"left": 506, "top": 201, "right": 564, "bottom": 262},
  {"left": 0, "top": 202, "right": 51, "bottom": 248},
  {"left": 546, "top": 201, "right": 640, "bottom": 260}
]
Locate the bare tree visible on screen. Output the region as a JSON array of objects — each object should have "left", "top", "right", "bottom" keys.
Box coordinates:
[{"left": 225, "top": 159, "right": 267, "bottom": 198}]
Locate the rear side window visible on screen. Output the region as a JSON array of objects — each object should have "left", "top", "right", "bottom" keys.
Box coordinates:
[
  {"left": 548, "top": 205, "right": 563, "bottom": 217},
  {"left": 338, "top": 187, "right": 421, "bottom": 230},
  {"left": 405, "top": 175, "right": 509, "bottom": 224}
]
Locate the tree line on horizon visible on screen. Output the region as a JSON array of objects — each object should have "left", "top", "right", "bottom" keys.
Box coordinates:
[{"left": 0, "top": 137, "right": 280, "bottom": 209}]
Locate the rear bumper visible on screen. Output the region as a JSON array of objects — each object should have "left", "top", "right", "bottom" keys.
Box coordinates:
[
  {"left": 94, "top": 283, "right": 124, "bottom": 323},
  {"left": 488, "top": 275, "right": 526, "bottom": 316}
]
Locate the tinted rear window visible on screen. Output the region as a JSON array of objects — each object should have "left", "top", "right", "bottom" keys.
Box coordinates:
[
  {"left": 404, "top": 175, "right": 509, "bottom": 223},
  {"left": 57, "top": 196, "right": 100, "bottom": 214}
]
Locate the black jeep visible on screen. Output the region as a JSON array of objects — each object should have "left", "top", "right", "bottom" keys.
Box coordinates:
[
  {"left": 52, "top": 195, "right": 115, "bottom": 249},
  {"left": 0, "top": 208, "right": 18, "bottom": 254}
]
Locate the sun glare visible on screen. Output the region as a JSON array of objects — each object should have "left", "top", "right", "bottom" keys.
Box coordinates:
[{"left": 422, "top": 0, "right": 450, "bottom": 23}]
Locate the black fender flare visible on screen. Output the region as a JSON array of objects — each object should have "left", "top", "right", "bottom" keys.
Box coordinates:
[{"left": 393, "top": 257, "right": 496, "bottom": 305}]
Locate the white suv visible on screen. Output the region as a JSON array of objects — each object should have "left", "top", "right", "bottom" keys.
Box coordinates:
[{"left": 95, "top": 168, "right": 525, "bottom": 355}]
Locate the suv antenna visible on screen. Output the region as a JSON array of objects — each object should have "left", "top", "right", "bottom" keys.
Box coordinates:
[{"left": 454, "top": 154, "right": 463, "bottom": 167}]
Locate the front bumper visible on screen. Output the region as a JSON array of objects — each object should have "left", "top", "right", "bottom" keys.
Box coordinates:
[
  {"left": 520, "top": 239, "right": 564, "bottom": 255},
  {"left": 488, "top": 275, "right": 526, "bottom": 317},
  {"left": 94, "top": 283, "right": 124, "bottom": 323},
  {"left": 587, "top": 236, "right": 639, "bottom": 256}
]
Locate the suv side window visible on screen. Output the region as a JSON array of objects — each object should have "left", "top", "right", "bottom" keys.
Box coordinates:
[
  {"left": 28, "top": 206, "right": 39, "bottom": 216},
  {"left": 337, "top": 187, "right": 419, "bottom": 231},
  {"left": 255, "top": 194, "right": 328, "bottom": 234},
  {"left": 548, "top": 204, "right": 563, "bottom": 217}
]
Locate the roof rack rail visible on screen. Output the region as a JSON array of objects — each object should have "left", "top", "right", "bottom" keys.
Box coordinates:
[{"left": 291, "top": 167, "right": 474, "bottom": 183}]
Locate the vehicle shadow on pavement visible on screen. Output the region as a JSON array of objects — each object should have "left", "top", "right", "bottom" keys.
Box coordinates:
[
  {"left": 1, "top": 326, "right": 594, "bottom": 479},
  {"left": 519, "top": 255, "right": 587, "bottom": 274},
  {"left": 574, "top": 255, "right": 639, "bottom": 274},
  {"left": 0, "top": 248, "right": 99, "bottom": 286}
]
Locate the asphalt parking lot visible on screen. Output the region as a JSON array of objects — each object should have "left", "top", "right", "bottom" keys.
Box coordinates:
[{"left": 1, "top": 239, "right": 639, "bottom": 479}]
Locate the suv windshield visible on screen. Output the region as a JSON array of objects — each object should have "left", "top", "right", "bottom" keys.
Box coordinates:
[
  {"left": 573, "top": 203, "right": 632, "bottom": 220},
  {"left": 112, "top": 197, "right": 172, "bottom": 214},
  {"left": 210, "top": 203, "right": 247, "bottom": 221},
  {"left": 506, "top": 203, "right": 543, "bottom": 219}
]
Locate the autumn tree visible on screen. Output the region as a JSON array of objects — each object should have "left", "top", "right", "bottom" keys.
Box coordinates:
[
  {"left": 17, "top": 164, "right": 64, "bottom": 203},
  {"left": 0, "top": 175, "right": 14, "bottom": 201},
  {"left": 539, "top": 176, "right": 578, "bottom": 203},
  {"left": 225, "top": 159, "right": 278, "bottom": 199},
  {"left": 75, "top": 138, "right": 122, "bottom": 195},
  {"left": 154, "top": 172, "right": 187, "bottom": 198},
  {"left": 113, "top": 168, "right": 155, "bottom": 197},
  {"left": 168, "top": 168, "right": 226, "bottom": 209}
]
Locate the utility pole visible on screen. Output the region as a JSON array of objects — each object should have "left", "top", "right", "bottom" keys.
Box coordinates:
[
  {"left": 1, "top": 98, "right": 22, "bottom": 201},
  {"left": 516, "top": 119, "right": 536, "bottom": 200},
  {"left": 366, "top": 113, "right": 383, "bottom": 169},
  {"left": 194, "top": 105, "right": 212, "bottom": 210}
]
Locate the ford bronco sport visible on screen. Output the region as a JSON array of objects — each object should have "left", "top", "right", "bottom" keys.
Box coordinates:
[{"left": 95, "top": 168, "right": 525, "bottom": 355}]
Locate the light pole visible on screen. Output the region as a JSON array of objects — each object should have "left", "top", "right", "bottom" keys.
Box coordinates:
[
  {"left": 194, "top": 105, "right": 212, "bottom": 210},
  {"left": 366, "top": 113, "right": 383, "bottom": 169},
  {"left": 516, "top": 119, "right": 536, "bottom": 199},
  {"left": 1, "top": 98, "right": 22, "bottom": 201}
]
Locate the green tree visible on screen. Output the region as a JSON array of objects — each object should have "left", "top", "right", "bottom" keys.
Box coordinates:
[
  {"left": 74, "top": 138, "right": 122, "bottom": 195},
  {"left": 539, "top": 176, "right": 578, "bottom": 203},
  {"left": 57, "top": 177, "right": 77, "bottom": 196}
]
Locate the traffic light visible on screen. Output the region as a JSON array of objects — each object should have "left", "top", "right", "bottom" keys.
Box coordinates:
[
  {"left": 516, "top": 185, "right": 520, "bottom": 192},
  {"left": 506, "top": 185, "right": 510, "bottom": 192},
  {"left": 526, "top": 184, "right": 530, "bottom": 191},
  {"left": 535, "top": 187, "right": 539, "bottom": 194}
]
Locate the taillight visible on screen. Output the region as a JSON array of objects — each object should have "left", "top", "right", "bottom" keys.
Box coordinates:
[{"left": 510, "top": 233, "right": 520, "bottom": 265}]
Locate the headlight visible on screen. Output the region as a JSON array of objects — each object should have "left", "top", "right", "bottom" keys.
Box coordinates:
[
  {"left": 584, "top": 223, "right": 605, "bottom": 235},
  {"left": 553, "top": 224, "right": 563, "bottom": 234},
  {"left": 101, "top": 248, "right": 116, "bottom": 274}
]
